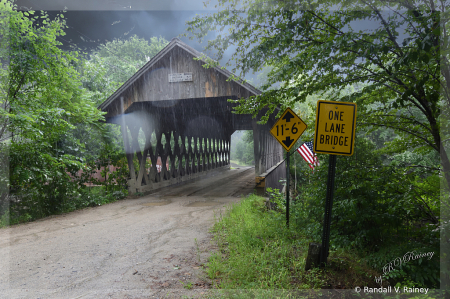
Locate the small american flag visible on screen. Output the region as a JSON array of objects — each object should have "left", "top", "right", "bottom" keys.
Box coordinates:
[{"left": 296, "top": 140, "right": 318, "bottom": 170}]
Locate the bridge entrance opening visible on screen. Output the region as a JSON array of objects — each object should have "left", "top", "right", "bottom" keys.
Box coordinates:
[{"left": 230, "top": 130, "right": 254, "bottom": 167}]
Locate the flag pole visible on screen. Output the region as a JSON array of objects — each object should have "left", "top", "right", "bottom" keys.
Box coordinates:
[{"left": 294, "top": 149, "right": 297, "bottom": 192}]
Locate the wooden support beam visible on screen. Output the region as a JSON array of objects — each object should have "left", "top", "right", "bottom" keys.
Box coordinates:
[
  {"left": 252, "top": 119, "right": 261, "bottom": 176},
  {"left": 137, "top": 125, "right": 153, "bottom": 187},
  {"left": 227, "top": 134, "right": 231, "bottom": 166},
  {"left": 155, "top": 129, "right": 163, "bottom": 183},
  {"left": 120, "top": 97, "right": 137, "bottom": 193}
]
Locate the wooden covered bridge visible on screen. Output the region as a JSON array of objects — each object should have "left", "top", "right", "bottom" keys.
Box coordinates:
[{"left": 98, "top": 38, "right": 285, "bottom": 194}]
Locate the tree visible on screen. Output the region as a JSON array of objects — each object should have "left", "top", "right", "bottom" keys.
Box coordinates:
[
  {"left": 77, "top": 35, "right": 169, "bottom": 108},
  {"left": 231, "top": 131, "right": 254, "bottom": 165},
  {"left": 0, "top": 2, "right": 104, "bottom": 217},
  {"left": 185, "top": 0, "right": 450, "bottom": 190},
  {"left": 186, "top": 2, "right": 447, "bottom": 287},
  {"left": 85, "top": 35, "right": 169, "bottom": 93}
]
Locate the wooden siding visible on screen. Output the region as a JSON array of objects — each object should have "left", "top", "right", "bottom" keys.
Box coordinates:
[{"left": 104, "top": 46, "right": 255, "bottom": 120}]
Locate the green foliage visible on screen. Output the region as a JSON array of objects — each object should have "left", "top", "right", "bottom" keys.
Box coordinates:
[
  {"left": 2, "top": 7, "right": 103, "bottom": 133},
  {"left": 0, "top": 3, "right": 131, "bottom": 225},
  {"left": 0, "top": 3, "right": 107, "bottom": 221},
  {"left": 184, "top": 0, "right": 450, "bottom": 189},
  {"left": 78, "top": 124, "right": 129, "bottom": 192},
  {"left": 84, "top": 35, "right": 168, "bottom": 102},
  {"left": 230, "top": 131, "right": 254, "bottom": 165},
  {"left": 266, "top": 187, "right": 286, "bottom": 212},
  {"left": 293, "top": 138, "right": 440, "bottom": 288},
  {"left": 365, "top": 242, "right": 440, "bottom": 289},
  {"left": 0, "top": 7, "right": 169, "bottom": 225},
  {"left": 180, "top": 281, "right": 193, "bottom": 290},
  {"left": 186, "top": 1, "right": 445, "bottom": 288},
  {"left": 208, "top": 194, "right": 307, "bottom": 289},
  {"left": 207, "top": 194, "right": 384, "bottom": 291},
  {"left": 76, "top": 35, "right": 169, "bottom": 108},
  {"left": 78, "top": 57, "right": 120, "bottom": 107}
]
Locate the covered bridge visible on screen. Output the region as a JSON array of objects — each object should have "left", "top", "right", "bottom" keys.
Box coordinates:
[{"left": 98, "top": 38, "right": 285, "bottom": 194}]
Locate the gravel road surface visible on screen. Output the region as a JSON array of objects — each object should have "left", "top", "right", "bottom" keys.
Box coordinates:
[{"left": 0, "top": 167, "right": 256, "bottom": 299}]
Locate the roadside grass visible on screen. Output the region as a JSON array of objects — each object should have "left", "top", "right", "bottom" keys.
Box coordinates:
[
  {"left": 205, "top": 194, "right": 384, "bottom": 293},
  {"left": 207, "top": 194, "right": 304, "bottom": 289}
]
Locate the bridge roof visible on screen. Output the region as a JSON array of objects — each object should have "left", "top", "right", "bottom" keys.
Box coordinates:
[{"left": 98, "top": 37, "right": 261, "bottom": 120}]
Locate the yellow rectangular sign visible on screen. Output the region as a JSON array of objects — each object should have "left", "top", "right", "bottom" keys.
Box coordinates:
[
  {"left": 314, "top": 100, "right": 357, "bottom": 156},
  {"left": 270, "top": 107, "right": 307, "bottom": 152}
]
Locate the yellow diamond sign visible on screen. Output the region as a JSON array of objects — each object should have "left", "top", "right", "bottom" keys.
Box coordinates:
[
  {"left": 314, "top": 100, "right": 357, "bottom": 156},
  {"left": 270, "top": 108, "right": 307, "bottom": 152}
]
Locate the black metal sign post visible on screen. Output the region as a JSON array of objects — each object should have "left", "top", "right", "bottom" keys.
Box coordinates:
[
  {"left": 286, "top": 150, "right": 290, "bottom": 227},
  {"left": 269, "top": 107, "right": 308, "bottom": 228},
  {"left": 314, "top": 100, "right": 357, "bottom": 268},
  {"left": 320, "top": 154, "right": 337, "bottom": 267}
]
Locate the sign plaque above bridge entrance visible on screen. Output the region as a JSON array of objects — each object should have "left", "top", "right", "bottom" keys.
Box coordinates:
[
  {"left": 314, "top": 100, "right": 357, "bottom": 156},
  {"left": 270, "top": 107, "right": 307, "bottom": 152},
  {"left": 169, "top": 72, "right": 193, "bottom": 82}
]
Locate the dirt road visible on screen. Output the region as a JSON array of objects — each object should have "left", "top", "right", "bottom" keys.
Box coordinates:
[{"left": 0, "top": 167, "right": 256, "bottom": 299}]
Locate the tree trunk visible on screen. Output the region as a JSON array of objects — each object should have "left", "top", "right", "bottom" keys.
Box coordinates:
[{"left": 440, "top": 141, "right": 450, "bottom": 192}]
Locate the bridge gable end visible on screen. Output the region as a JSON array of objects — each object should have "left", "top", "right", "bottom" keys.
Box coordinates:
[{"left": 99, "top": 38, "right": 260, "bottom": 119}]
